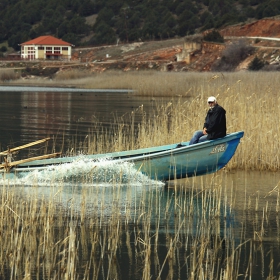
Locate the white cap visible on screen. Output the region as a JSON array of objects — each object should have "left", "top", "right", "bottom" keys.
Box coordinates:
[{"left": 207, "top": 96, "right": 216, "bottom": 102}]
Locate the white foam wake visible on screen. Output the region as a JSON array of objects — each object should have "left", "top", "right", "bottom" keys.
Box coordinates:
[{"left": 3, "top": 156, "right": 163, "bottom": 187}]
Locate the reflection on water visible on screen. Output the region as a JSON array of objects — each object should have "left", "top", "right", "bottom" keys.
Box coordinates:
[{"left": 0, "top": 89, "right": 167, "bottom": 154}]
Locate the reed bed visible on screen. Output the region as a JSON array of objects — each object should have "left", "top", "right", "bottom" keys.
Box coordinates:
[
  {"left": 1, "top": 70, "right": 280, "bottom": 279},
  {"left": 70, "top": 71, "right": 280, "bottom": 172},
  {"left": 0, "top": 171, "right": 279, "bottom": 279}
]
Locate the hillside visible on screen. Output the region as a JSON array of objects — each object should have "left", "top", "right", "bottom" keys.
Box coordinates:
[
  {"left": 1, "top": 0, "right": 280, "bottom": 51},
  {"left": 219, "top": 17, "right": 280, "bottom": 37},
  {"left": 2, "top": 18, "right": 280, "bottom": 77},
  {"left": 68, "top": 18, "right": 280, "bottom": 72}
]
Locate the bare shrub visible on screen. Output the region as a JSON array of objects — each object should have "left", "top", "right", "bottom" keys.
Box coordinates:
[
  {"left": 211, "top": 39, "right": 255, "bottom": 71},
  {"left": 0, "top": 69, "right": 20, "bottom": 81},
  {"left": 22, "top": 66, "right": 59, "bottom": 78}
]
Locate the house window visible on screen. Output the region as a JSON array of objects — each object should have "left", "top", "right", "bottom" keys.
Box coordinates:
[
  {"left": 38, "top": 47, "right": 44, "bottom": 50},
  {"left": 46, "top": 47, "right": 52, "bottom": 53},
  {"left": 62, "top": 47, "right": 68, "bottom": 51},
  {"left": 54, "top": 47, "right": 61, "bottom": 54}
]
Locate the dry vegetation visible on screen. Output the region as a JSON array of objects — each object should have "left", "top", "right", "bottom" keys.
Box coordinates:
[
  {"left": 53, "top": 70, "right": 279, "bottom": 173},
  {"left": 0, "top": 69, "right": 20, "bottom": 81},
  {"left": 1, "top": 171, "right": 279, "bottom": 279},
  {"left": 2, "top": 70, "right": 280, "bottom": 171},
  {"left": 1, "top": 70, "right": 280, "bottom": 279}
]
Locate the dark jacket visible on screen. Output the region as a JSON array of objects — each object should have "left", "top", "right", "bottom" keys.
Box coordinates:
[{"left": 203, "top": 104, "right": 226, "bottom": 140}]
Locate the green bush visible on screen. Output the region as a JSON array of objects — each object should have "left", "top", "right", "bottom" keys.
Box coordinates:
[
  {"left": 248, "top": 56, "right": 265, "bottom": 71},
  {"left": 203, "top": 30, "right": 224, "bottom": 43}
]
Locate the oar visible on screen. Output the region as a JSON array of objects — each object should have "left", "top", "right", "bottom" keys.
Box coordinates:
[
  {"left": 0, "top": 152, "right": 62, "bottom": 170},
  {"left": 0, "top": 138, "right": 51, "bottom": 156}
]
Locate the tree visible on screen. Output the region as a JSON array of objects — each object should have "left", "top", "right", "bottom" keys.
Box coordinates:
[
  {"left": 107, "top": 0, "right": 123, "bottom": 14},
  {"left": 158, "top": 23, "right": 174, "bottom": 39},
  {"left": 249, "top": 0, "right": 260, "bottom": 5},
  {"left": 248, "top": 56, "right": 264, "bottom": 71},
  {"left": 128, "top": 28, "right": 141, "bottom": 41},
  {"left": 245, "top": 6, "right": 256, "bottom": 18},
  {"left": 8, "top": 32, "right": 22, "bottom": 50},
  {"left": 94, "top": 7, "right": 115, "bottom": 27},
  {"left": 142, "top": 22, "right": 157, "bottom": 40},
  {"left": 164, "top": 13, "right": 176, "bottom": 29},
  {"left": 177, "top": 10, "right": 196, "bottom": 36},
  {"left": 200, "top": 11, "right": 212, "bottom": 25},
  {"left": 263, "top": 5, "right": 278, "bottom": 17},
  {"left": 255, "top": 3, "right": 277, "bottom": 19},
  {"left": 68, "top": 15, "right": 90, "bottom": 35},
  {"left": 93, "top": 21, "right": 116, "bottom": 45},
  {"left": 175, "top": 0, "right": 198, "bottom": 16},
  {"left": 0, "top": 21, "right": 7, "bottom": 42},
  {"left": 78, "top": 0, "right": 96, "bottom": 16},
  {"left": 62, "top": 33, "right": 80, "bottom": 46}
]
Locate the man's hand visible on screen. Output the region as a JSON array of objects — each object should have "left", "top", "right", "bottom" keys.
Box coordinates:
[{"left": 203, "top": 127, "right": 207, "bottom": 135}]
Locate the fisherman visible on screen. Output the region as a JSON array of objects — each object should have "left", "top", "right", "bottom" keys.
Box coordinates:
[{"left": 189, "top": 96, "right": 226, "bottom": 145}]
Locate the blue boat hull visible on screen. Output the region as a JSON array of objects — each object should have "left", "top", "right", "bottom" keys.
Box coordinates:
[
  {"left": 126, "top": 131, "right": 244, "bottom": 180},
  {"left": 1, "top": 131, "right": 244, "bottom": 181}
]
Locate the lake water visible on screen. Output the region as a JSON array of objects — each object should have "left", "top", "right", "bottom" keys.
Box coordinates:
[
  {"left": 0, "top": 86, "right": 156, "bottom": 150},
  {"left": 0, "top": 86, "right": 279, "bottom": 279}
]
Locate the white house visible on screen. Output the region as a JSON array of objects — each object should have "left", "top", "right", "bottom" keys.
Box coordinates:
[{"left": 20, "top": 35, "right": 73, "bottom": 61}]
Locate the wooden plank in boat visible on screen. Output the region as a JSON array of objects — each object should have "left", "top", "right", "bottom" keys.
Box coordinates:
[
  {"left": 0, "top": 152, "right": 61, "bottom": 169},
  {"left": 0, "top": 138, "right": 51, "bottom": 156}
]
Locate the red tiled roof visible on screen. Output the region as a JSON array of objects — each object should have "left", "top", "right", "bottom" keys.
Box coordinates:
[{"left": 20, "top": 36, "right": 72, "bottom": 46}]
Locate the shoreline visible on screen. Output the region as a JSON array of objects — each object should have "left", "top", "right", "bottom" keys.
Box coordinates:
[
  {"left": 0, "top": 84, "right": 134, "bottom": 92},
  {"left": 0, "top": 79, "right": 83, "bottom": 88}
]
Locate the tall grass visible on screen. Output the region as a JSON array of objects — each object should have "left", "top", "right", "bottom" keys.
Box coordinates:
[{"left": 0, "top": 171, "right": 279, "bottom": 279}]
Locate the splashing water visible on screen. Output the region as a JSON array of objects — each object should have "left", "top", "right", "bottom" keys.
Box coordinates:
[{"left": 2, "top": 156, "right": 163, "bottom": 187}]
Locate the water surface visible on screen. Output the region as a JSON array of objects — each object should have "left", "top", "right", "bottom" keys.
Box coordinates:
[
  {"left": 0, "top": 87, "right": 164, "bottom": 153},
  {"left": 0, "top": 86, "right": 279, "bottom": 279}
]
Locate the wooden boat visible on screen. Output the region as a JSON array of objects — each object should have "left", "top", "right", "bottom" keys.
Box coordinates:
[{"left": 0, "top": 131, "right": 244, "bottom": 181}]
